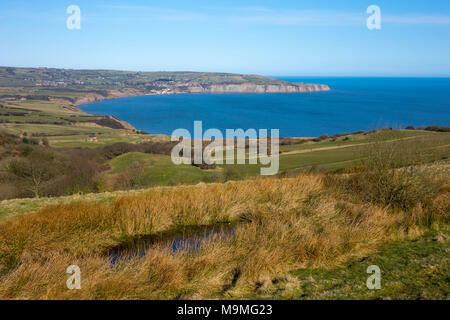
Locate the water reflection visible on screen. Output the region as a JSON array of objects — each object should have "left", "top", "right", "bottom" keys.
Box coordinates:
[{"left": 109, "top": 223, "right": 236, "bottom": 265}]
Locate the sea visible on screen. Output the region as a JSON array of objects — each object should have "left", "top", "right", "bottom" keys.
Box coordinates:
[{"left": 80, "top": 77, "right": 450, "bottom": 137}]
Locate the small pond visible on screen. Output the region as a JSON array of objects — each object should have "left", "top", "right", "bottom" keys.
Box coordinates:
[{"left": 108, "top": 223, "right": 237, "bottom": 265}]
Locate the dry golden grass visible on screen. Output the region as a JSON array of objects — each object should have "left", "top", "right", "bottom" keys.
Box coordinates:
[{"left": 0, "top": 166, "right": 448, "bottom": 299}]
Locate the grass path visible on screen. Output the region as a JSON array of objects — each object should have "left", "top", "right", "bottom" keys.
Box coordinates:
[{"left": 279, "top": 134, "right": 431, "bottom": 157}]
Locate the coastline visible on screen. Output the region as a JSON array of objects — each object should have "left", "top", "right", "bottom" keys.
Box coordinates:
[
  {"left": 75, "top": 83, "right": 331, "bottom": 134},
  {"left": 0, "top": 67, "right": 331, "bottom": 136},
  {"left": 74, "top": 83, "right": 331, "bottom": 106}
]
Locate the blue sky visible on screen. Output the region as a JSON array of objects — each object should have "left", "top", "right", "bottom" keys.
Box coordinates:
[{"left": 1, "top": 0, "right": 450, "bottom": 76}]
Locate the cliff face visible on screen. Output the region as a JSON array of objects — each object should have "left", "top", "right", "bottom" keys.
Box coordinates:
[
  {"left": 186, "top": 83, "right": 330, "bottom": 93},
  {"left": 76, "top": 89, "right": 143, "bottom": 105},
  {"left": 75, "top": 82, "right": 330, "bottom": 105}
]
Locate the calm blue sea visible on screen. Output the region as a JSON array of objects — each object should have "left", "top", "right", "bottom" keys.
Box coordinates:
[{"left": 80, "top": 77, "right": 450, "bottom": 137}]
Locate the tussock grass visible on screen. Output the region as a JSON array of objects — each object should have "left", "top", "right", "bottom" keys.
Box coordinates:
[
  {"left": 0, "top": 165, "right": 448, "bottom": 299},
  {"left": 0, "top": 131, "right": 448, "bottom": 299},
  {"left": 325, "top": 131, "right": 449, "bottom": 215}
]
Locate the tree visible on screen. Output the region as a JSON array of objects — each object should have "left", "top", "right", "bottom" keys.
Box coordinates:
[{"left": 7, "top": 150, "right": 59, "bottom": 198}]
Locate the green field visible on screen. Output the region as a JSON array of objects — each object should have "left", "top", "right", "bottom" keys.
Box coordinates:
[
  {"left": 56, "top": 129, "right": 450, "bottom": 191},
  {"left": 109, "top": 152, "right": 218, "bottom": 187},
  {"left": 0, "top": 98, "right": 165, "bottom": 147},
  {"left": 219, "top": 129, "right": 450, "bottom": 179}
]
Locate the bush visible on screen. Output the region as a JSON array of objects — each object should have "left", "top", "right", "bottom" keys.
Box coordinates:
[
  {"left": 114, "top": 161, "right": 147, "bottom": 190},
  {"left": 340, "top": 168, "right": 439, "bottom": 211},
  {"left": 424, "top": 126, "right": 450, "bottom": 132},
  {"left": 6, "top": 150, "right": 61, "bottom": 198},
  {"left": 43, "top": 157, "right": 104, "bottom": 195},
  {"left": 0, "top": 183, "right": 19, "bottom": 200},
  {"left": 327, "top": 132, "right": 445, "bottom": 211},
  {"left": 192, "top": 160, "right": 216, "bottom": 170},
  {"left": 223, "top": 166, "right": 240, "bottom": 181},
  {"left": 0, "top": 136, "right": 180, "bottom": 200},
  {"left": 312, "top": 134, "right": 329, "bottom": 142}
]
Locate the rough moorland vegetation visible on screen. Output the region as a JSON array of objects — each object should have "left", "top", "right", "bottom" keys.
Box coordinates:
[
  {"left": 0, "top": 134, "right": 448, "bottom": 299},
  {"left": 2, "top": 129, "right": 449, "bottom": 200},
  {"left": 0, "top": 132, "right": 177, "bottom": 199}
]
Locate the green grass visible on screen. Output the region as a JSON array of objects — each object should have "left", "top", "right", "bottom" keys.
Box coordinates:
[
  {"left": 48, "top": 132, "right": 162, "bottom": 148},
  {"left": 251, "top": 231, "right": 449, "bottom": 300},
  {"left": 105, "top": 131, "right": 450, "bottom": 187},
  {"left": 229, "top": 130, "right": 450, "bottom": 178},
  {"left": 1, "top": 123, "right": 117, "bottom": 136},
  {"left": 110, "top": 152, "right": 218, "bottom": 186},
  {"left": 110, "top": 153, "right": 171, "bottom": 174},
  {"left": 279, "top": 129, "right": 439, "bottom": 153},
  {"left": 0, "top": 97, "right": 156, "bottom": 148},
  {"left": 280, "top": 146, "right": 363, "bottom": 170},
  {"left": 5, "top": 100, "right": 78, "bottom": 113},
  {"left": 0, "top": 122, "right": 164, "bottom": 148}
]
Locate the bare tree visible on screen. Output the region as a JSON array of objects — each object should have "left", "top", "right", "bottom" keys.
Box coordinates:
[{"left": 7, "top": 150, "right": 58, "bottom": 198}]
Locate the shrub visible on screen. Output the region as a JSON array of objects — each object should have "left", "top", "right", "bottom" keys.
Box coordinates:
[
  {"left": 0, "top": 183, "right": 19, "bottom": 200},
  {"left": 42, "top": 156, "right": 104, "bottom": 196},
  {"left": 312, "top": 134, "right": 329, "bottom": 142},
  {"left": 114, "top": 161, "right": 147, "bottom": 190},
  {"left": 192, "top": 161, "right": 216, "bottom": 170},
  {"left": 327, "top": 131, "right": 445, "bottom": 211},
  {"left": 6, "top": 150, "right": 62, "bottom": 198},
  {"left": 223, "top": 166, "right": 240, "bottom": 181},
  {"left": 0, "top": 133, "right": 18, "bottom": 145},
  {"left": 340, "top": 167, "right": 439, "bottom": 211},
  {"left": 424, "top": 126, "right": 450, "bottom": 132}
]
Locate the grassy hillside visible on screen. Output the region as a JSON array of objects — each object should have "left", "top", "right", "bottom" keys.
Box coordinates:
[
  {"left": 0, "top": 98, "right": 160, "bottom": 147},
  {"left": 106, "top": 129, "right": 450, "bottom": 188},
  {"left": 109, "top": 152, "right": 217, "bottom": 188},
  {"left": 1, "top": 129, "right": 448, "bottom": 208},
  {"left": 0, "top": 170, "right": 448, "bottom": 299},
  {"left": 0, "top": 133, "right": 448, "bottom": 299}
]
